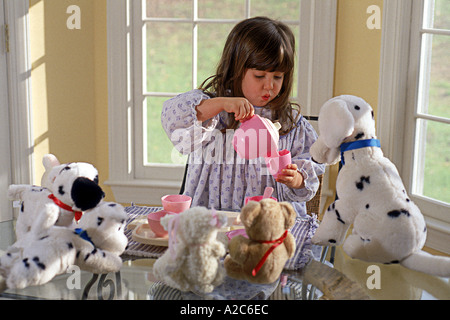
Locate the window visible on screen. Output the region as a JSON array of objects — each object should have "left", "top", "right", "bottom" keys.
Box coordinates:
[
  {"left": 106, "top": 0, "right": 336, "bottom": 204},
  {"left": 378, "top": 0, "right": 449, "bottom": 253}
]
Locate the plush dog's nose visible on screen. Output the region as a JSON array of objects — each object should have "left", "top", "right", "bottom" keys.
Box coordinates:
[{"left": 71, "top": 177, "right": 105, "bottom": 211}]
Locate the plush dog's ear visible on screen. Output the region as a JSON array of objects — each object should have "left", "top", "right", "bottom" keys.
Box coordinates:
[
  {"left": 41, "top": 154, "right": 61, "bottom": 190},
  {"left": 42, "top": 154, "right": 60, "bottom": 168},
  {"left": 319, "top": 98, "right": 354, "bottom": 148},
  {"left": 310, "top": 137, "right": 341, "bottom": 165}
]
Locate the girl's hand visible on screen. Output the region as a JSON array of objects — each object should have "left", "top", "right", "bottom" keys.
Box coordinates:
[
  {"left": 196, "top": 97, "right": 254, "bottom": 122},
  {"left": 222, "top": 97, "right": 255, "bottom": 121},
  {"left": 276, "top": 164, "right": 305, "bottom": 189}
]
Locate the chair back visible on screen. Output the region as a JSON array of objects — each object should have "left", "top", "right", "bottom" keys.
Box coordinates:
[{"left": 306, "top": 175, "right": 323, "bottom": 217}]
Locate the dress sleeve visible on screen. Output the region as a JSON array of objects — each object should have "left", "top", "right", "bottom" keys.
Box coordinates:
[
  {"left": 161, "top": 89, "right": 220, "bottom": 155},
  {"left": 279, "top": 117, "right": 326, "bottom": 203}
]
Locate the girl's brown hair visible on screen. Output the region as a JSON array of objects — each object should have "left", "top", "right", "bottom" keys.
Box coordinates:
[{"left": 200, "top": 16, "right": 300, "bottom": 135}]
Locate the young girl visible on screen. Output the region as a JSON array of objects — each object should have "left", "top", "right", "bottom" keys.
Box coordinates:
[{"left": 161, "top": 17, "right": 325, "bottom": 218}]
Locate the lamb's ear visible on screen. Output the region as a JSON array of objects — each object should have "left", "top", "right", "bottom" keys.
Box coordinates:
[
  {"left": 160, "top": 213, "right": 176, "bottom": 230},
  {"left": 319, "top": 98, "right": 354, "bottom": 148}
]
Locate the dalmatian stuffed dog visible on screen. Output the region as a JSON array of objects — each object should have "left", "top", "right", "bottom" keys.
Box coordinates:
[
  {"left": 310, "top": 95, "right": 450, "bottom": 277},
  {"left": 8, "top": 154, "right": 105, "bottom": 241},
  {"left": 0, "top": 201, "right": 128, "bottom": 289}
]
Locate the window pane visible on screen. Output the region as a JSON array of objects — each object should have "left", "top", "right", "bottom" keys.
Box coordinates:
[
  {"left": 432, "top": 0, "right": 450, "bottom": 29},
  {"left": 146, "top": 23, "right": 192, "bottom": 93},
  {"left": 250, "top": 0, "right": 300, "bottom": 20},
  {"left": 198, "top": 0, "right": 246, "bottom": 19},
  {"left": 427, "top": 34, "right": 450, "bottom": 118},
  {"left": 145, "top": 0, "right": 192, "bottom": 19},
  {"left": 197, "top": 23, "right": 234, "bottom": 85},
  {"left": 145, "top": 97, "right": 188, "bottom": 165},
  {"left": 413, "top": 119, "right": 450, "bottom": 204}
]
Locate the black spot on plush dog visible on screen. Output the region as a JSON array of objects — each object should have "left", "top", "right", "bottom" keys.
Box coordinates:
[
  {"left": 387, "top": 209, "right": 410, "bottom": 219},
  {"left": 355, "top": 176, "right": 370, "bottom": 191}
]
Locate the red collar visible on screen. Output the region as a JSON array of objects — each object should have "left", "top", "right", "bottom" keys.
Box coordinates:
[
  {"left": 252, "top": 230, "right": 289, "bottom": 276},
  {"left": 48, "top": 194, "right": 83, "bottom": 222}
]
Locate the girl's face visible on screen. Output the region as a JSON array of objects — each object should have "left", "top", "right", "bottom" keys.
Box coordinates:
[{"left": 241, "top": 69, "right": 284, "bottom": 107}]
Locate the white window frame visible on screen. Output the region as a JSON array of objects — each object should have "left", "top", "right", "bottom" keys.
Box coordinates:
[
  {"left": 5, "top": 0, "right": 33, "bottom": 185},
  {"left": 106, "top": 0, "right": 336, "bottom": 205},
  {"left": 378, "top": 0, "right": 450, "bottom": 253},
  {"left": 1, "top": 0, "right": 33, "bottom": 222}
]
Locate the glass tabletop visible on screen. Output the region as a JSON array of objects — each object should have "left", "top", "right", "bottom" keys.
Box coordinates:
[
  {"left": 0, "top": 256, "right": 357, "bottom": 300},
  {"left": 0, "top": 208, "right": 449, "bottom": 301},
  {"left": 1, "top": 248, "right": 449, "bottom": 301}
]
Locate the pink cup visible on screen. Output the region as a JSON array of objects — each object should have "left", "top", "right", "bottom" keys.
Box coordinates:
[
  {"left": 161, "top": 194, "right": 192, "bottom": 213},
  {"left": 265, "top": 149, "right": 291, "bottom": 179},
  {"left": 244, "top": 195, "right": 278, "bottom": 205},
  {"left": 147, "top": 210, "right": 175, "bottom": 238}
]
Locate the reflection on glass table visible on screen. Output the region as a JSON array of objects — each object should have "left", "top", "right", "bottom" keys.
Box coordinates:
[{"left": 1, "top": 249, "right": 449, "bottom": 300}]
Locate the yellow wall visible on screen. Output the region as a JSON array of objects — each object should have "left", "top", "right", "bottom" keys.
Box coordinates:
[
  {"left": 29, "top": 0, "right": 111, "bottom": 200},
  {"left": 323, "top": 0, "right": 383, "bottom": 212},
  {"left": 334, "top": 0, "right": 383, "bottom": 106},
  {"left": 28, "top": 0, "right": 382, "bottom": 206}
]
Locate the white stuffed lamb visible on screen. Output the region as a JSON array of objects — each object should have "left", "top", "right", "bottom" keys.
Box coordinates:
[
  {"left": 0, "top": 201, "right": 128, "bottom": 289},
  {"left": 310, "top": 95, "right": 450, "bottom": 277},
  {"left": 153, "top": 207, "right": 228, "bottom": 293}
]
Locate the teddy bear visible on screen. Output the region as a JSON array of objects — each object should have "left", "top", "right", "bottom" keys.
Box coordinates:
[
  {"left": 224, "top": 199, "right": 297, "bottom": 284},
  {"left": 8, "top": 154, "right": 104, "bottom": 241},
  {"left": 153, "top": 207, "right": 228, "bottom": 293},
  {"left": 310, "top": 95, "right": 450, "bottom": 277},
  {"left": 0, "top": 201, "right": 128, "bottom": 289}
]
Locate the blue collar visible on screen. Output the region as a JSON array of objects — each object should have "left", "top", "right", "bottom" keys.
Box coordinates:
[
  {"left": 74, "top": 228, "right": 94, "bottom": 246},
  {"left": 340, "top": 139, "right": 380, "bottom": 165}
]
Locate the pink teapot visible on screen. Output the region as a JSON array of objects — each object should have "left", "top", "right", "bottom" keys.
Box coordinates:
[{"left": 233, "top": 115, "right": 281, "bottom": 159}]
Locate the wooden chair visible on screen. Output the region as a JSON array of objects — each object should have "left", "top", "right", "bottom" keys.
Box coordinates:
[
  {"left": 306, "top": 175, "right": 323, "bottom": 217},
  {"left": 302, "top": 174, "right": 338, "bottom": 299}
]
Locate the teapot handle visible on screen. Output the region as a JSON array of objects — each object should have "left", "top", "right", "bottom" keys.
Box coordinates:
[{"left": 273, "top": 122, "right": 281, "bottom": 131}]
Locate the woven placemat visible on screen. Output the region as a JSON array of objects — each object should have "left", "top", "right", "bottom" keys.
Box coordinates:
[
  {"left": 124, "top": 205, "right": 168, "bottom": 258},
  {"left": 123, "top": 205, "right": 318, "bottom": 270}
]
